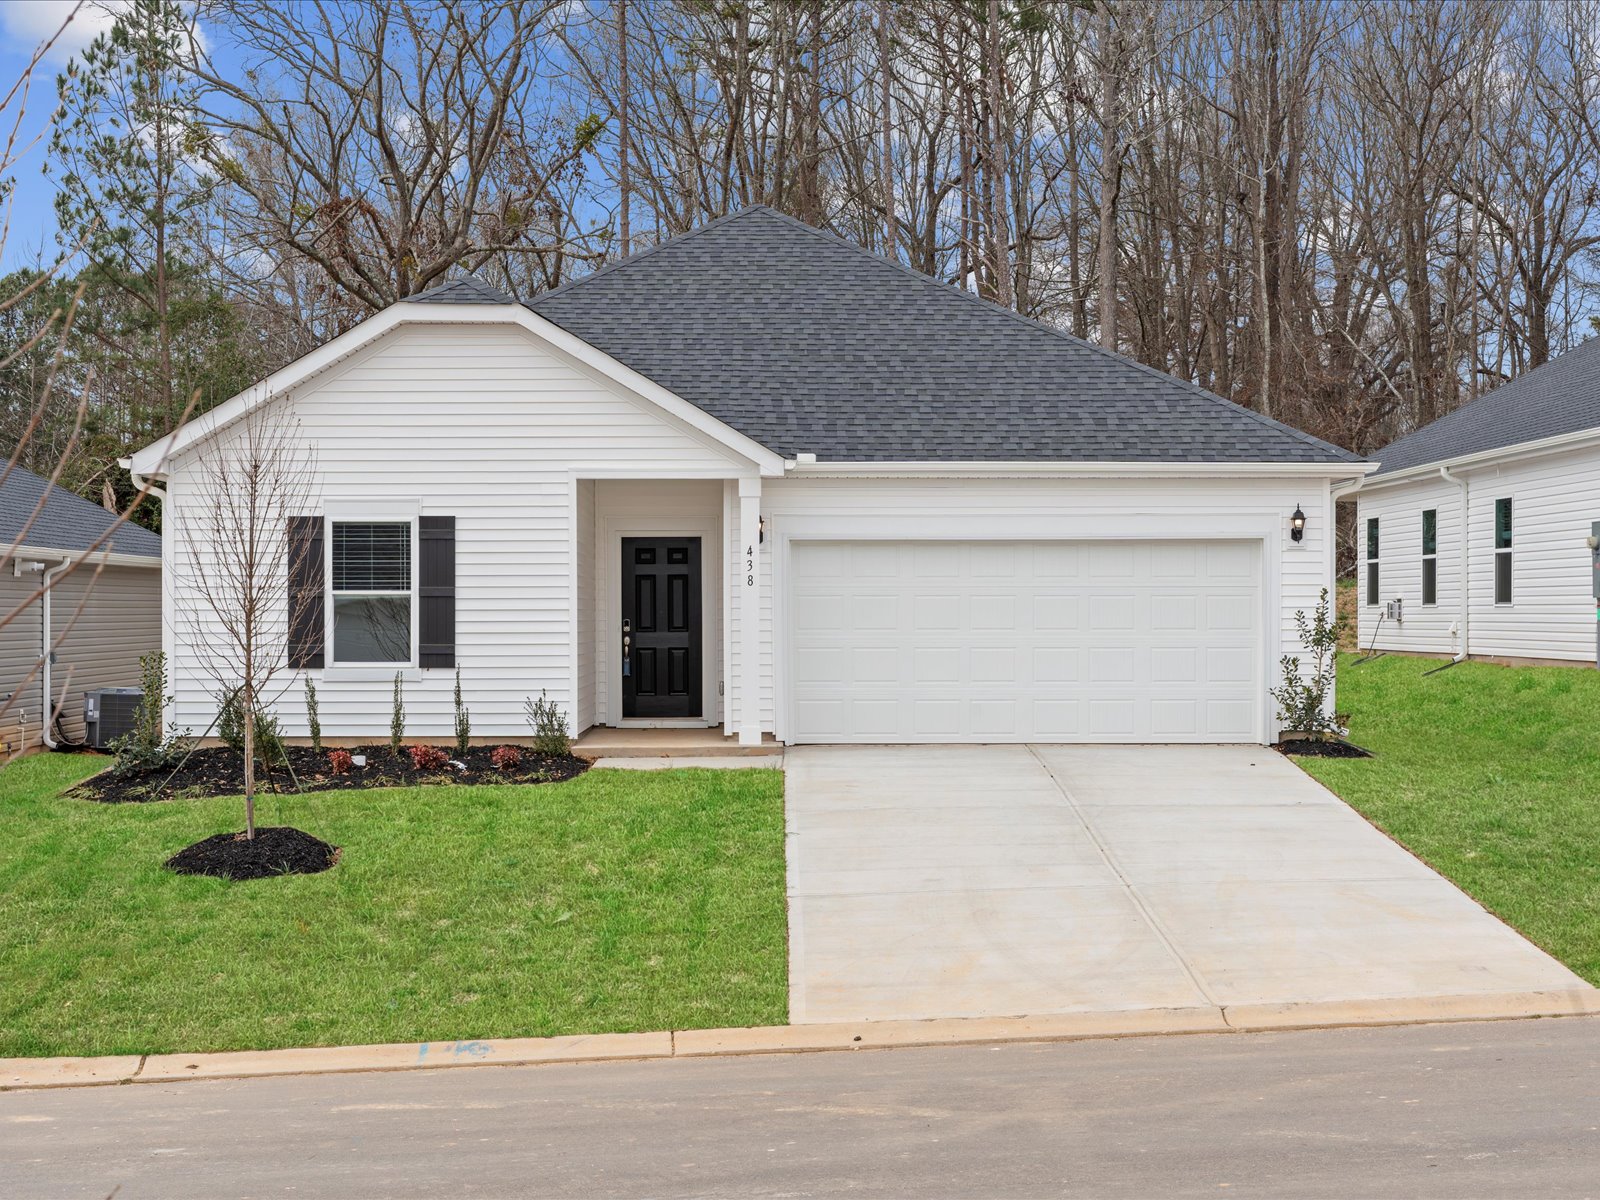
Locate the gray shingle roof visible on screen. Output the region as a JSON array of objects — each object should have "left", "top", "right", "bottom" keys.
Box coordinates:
[
  {"left": 526, "top": 206, "right": 1362, "bottom": 464},
  {"left": 0, "top": 466, "right": 161, "bottom": 558},
  {"left": 1373, "top": 336, "right": 1600, "bottom": 475},
  {"left": 400, "top": 276, "right": 515, "bottom": 305}
]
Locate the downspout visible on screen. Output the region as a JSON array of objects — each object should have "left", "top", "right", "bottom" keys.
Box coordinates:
[
  {"left": 124, "top": 463, "right": 167, "bottom": 503},
  {"left": 1440, "top": 463, "right": 1470, "bottom": 664},
  {"left": 38, "top": 556, "right": 71, "bottom": 748}
]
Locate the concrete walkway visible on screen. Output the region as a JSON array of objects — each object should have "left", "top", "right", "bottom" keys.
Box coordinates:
[{"left": 785, "top": 744, "right": 1591, "bottom": 1024}]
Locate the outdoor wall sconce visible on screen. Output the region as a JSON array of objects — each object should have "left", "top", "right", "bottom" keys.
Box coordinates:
[
  {"left": 1290, "top": 504, "right": 1307, "bottom": 542},
  {"left": 759, "top": 515, "right": 766, "bottom": 544}
]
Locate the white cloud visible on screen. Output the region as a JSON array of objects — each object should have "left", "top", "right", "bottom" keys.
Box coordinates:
[{"left": 2, "top": 1, "right": 126, "bottom": 63}]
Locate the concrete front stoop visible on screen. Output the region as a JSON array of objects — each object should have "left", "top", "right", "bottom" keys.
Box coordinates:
[{"left": 6, "top": 989, "right": 1599, "bottom": 1092}]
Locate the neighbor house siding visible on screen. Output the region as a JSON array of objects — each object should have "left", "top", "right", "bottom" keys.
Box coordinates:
[
  {"left": 1, "top": 561, "right": 160, "bottom": 757},
  {"left": 162, "top": 322, "right": 749, "bottom": 740},
  {"left": 1354, "top": 475, "right": 1463, "bottom": 657},
  {"left": 736, "top": 473, "right": 1333, "bottom": 741},
  {"left": 1358, "top": 441, "right": 1600, "bottom": 662}
]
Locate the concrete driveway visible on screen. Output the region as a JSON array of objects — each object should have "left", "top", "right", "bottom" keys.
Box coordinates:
[{"left": 785, "top": 744, "right": 1590, "bottom": 1024}]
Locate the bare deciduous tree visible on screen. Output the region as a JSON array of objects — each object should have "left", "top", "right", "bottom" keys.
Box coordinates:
[{"left": 177, "top": 402, "right": 317, "bottom": 836}]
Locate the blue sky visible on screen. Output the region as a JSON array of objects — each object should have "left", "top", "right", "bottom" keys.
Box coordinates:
[
  {"left": 0, "top": 0, "right": 241, "bottom": 273},
  {"left": 0, "top": 1, "right": 120, "bottom": 271}
]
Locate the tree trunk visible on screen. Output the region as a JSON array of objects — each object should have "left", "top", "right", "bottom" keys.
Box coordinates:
[
  {"left": 617, "top": 0, "right": 630, "bottom": 256},
  {"left": 243, "top": 689, "right": 256, "bottom": 840},
  {"left": 878, "top": 0, "right": 896, "bottom": 256},
  {"left": 1097, "top": 18, "right": 1121, "bottom": 351}
]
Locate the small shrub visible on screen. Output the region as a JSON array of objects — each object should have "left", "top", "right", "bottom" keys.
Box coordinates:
[
  {"left": 131, "top": 650, "right": 169, "bottom": 754},
  {"left": 1271, "top": 588, "right": 1349, "bottom": 740},
  {"left": 390, "top": 672, "right": 405, "bottom": 758},
  {"left": 304, "top": 678, "right": 323, "bottom": 755},
  {"left": 490, "top": 745, "right": 522, "bottom": 772},
  {"left": 409, "top": 744, "right": 449, "bottom": 771},
  {"left": 327, "top": 749, "right": 353, "bottom": 775},
  {"left": 217, "top": 690, "right": 286, "bottom": 768},
  {"left": 453, "top": 665, "right": 470, "bottom": 756},
  {"left": 108, "top": 651, "right": 189, "bottom": 777},
  {"left": 523, "top": 690, "right": 570, "bottom": 756}
]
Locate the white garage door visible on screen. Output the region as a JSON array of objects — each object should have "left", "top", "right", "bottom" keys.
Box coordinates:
[{"left": 788, "top": 540, "right": 1262, "bottom": 744}]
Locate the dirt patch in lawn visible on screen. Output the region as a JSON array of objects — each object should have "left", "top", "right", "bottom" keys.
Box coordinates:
[
  {"left": 166, "top": 826, "right": 340, "bottom": 881},
  {"left": 71, "top": 744, "right": 589, "bottom": 803},
  {"left": 1278, "top": 738, "right": 1372, "bottom": 759}
]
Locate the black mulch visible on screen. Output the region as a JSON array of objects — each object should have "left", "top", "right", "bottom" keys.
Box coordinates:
[
  {"left": 166, "top": 826, "right": 339, "bottom": 881},
  {"left": 1277, "top": 738, "right": 1373, "bottom": 759},
  {"left": 72, "top": 743, "right": 590, "bottom": 804}
]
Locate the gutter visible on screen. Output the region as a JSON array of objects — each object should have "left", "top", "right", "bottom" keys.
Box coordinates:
[
  {"left": 783, "top": 459, "right": 1379, "bottom": 479},
  {"left": 1361, "top": 424, "right": 1600, "bottom": 492},
  {"left": 120, "top": 457, "right": 166, "bottom": 504},
  {"left": 38, "top": 556, "right": 70, "bottom": 749}
]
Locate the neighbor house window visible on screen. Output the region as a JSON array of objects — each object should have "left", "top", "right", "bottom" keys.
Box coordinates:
[
  {"left": 1494, "top": 497, "right": 1513, "bottom": 604},
  {"left": 1421, "top": 509, "right": 1438, "bottom": 606},
  {"left": 1365, "top": 517, "right": 1379, "bottom": 605},
  {"left": 331, "top": 520, "right": 414, "bottom": 663}
]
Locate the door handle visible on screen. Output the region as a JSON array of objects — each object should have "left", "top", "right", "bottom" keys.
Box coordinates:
[{"left": 622, "top": 619, "right": 632, "bottom": 677}]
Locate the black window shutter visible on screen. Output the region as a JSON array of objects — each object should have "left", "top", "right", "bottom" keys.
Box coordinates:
[
  {"left": 287, "top": 515, "right": 325, "bottom": 669},
  {"left": 419, "top": 516, "right": 456, "bottom": 668}
]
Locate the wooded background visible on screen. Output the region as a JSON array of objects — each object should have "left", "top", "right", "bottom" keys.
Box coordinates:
[{"left": 6, "top": 0, "right": 1599, "bottom": 532}]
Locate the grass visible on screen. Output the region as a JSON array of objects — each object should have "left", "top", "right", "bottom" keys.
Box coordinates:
[
  {"left": 1299, "top": 653, "right": 1600, "bottom": 985},
  {"left": 0, "top": 753, "right": 787, "bottom": 1057}
]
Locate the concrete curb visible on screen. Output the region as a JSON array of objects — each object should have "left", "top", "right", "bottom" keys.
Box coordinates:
[{"left": 5, "top": 989, "right": 1598, "bottom": 1092}]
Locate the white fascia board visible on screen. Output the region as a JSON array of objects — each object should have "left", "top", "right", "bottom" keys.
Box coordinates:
[
  {"left": 1359, "top": 425, "right": 1600, "bottom": 492},
  {"left": 784, "top": 459, "right": 1378, "bottom": 479},
  {"left": 128, "top": 302, "right": 785, "bottom": 478},
  {"left": 12, "top": 544, "right": 160, "bottom": 568}
]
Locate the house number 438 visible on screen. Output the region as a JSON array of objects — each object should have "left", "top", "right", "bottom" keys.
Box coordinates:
[{"left": 746, "top": 545, "right": 755, "bottom": 587}]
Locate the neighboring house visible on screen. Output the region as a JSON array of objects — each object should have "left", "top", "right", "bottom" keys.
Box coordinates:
[
  {"left": 1356, "top": 338, "right": 1600, "bottom": 666},
  {"left": 129, "top": 206, "right": 1369, "bottom": 747},
  {"left": 1, "top": 466, "right": 162, "bottom": 758}
]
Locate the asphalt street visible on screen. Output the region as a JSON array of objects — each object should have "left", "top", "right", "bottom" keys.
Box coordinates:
[{"left": 5, "top": 1017, "right": 1600, "bottom": 1199}]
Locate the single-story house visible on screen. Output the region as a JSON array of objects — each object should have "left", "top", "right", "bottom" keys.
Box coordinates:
[
  {"left": 129, "top": 206, "right": 1370, "bottom": 747},
  {"left": 1356, "top": 337, "right": 1600, "bottom": 666},
  {"left": 1, "top": 465, "right": 162, "bottom": 757}
]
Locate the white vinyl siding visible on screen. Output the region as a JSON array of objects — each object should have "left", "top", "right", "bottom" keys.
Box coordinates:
[
  {"left": 730, "top": 474, "right": 1333, "bottom": 744},
  {"left": 1357, "top": 439, "right": 1600, "bottom": 661},
  {"left": 163, "top": 321, "right": 748, "bottom": 740}
]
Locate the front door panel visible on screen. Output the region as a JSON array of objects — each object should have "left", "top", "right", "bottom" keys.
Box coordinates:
[{"left": 622, "top": 537, "right": 701, "bottom": 718}]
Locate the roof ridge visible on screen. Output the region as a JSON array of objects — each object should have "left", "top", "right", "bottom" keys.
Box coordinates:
[
  {"left": 734, "top": 207, "right": 1365, "bottom": 464},
  {"left": 528, "top": 206, "right": 775, "bottom": 309}
]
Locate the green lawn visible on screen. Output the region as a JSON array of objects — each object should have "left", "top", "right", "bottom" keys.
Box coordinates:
[
  {"left": 0, "top": 753, "right": 787, "bottom": 1057},
  {"left": 1300, "top": 653, "right": 1600, "bottom": 985}
]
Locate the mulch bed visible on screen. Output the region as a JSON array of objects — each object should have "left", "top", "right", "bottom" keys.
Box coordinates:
[
  {"left": 1277, "top": 738, "right": 1373, "bottom": 759},
  {"left": 72, "top": 743, "right": 590, "bottom": 804},
  {"left": 166, "top": 826, "right": 339, "bottom": 881}
]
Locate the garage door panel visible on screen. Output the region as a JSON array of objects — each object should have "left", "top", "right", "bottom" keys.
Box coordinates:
[{"left": 789, "top": 540, "right": 1261, "bottom": 744}]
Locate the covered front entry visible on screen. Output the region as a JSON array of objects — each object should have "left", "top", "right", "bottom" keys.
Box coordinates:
[{"left": 787, "top": 539, "right": 1263, "bottom": 744}]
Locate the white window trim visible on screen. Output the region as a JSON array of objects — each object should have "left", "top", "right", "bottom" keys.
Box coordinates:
[
  {"left": 325, "top": 505, "right": 420, "bottom": 673},
  {"left": 1494, "top": 498, "right": 1513, "bottom": 606},
  {"left": 1365, "top": 517, "right": 1379, "bottom": 606},
  {"left": 1421, "top": 509, "right": 1437, "bottom": 606}
]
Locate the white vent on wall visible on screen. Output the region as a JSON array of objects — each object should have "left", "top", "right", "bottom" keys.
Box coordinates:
[{"left": 1385, "top": 598, "right": 1404, "bottom": 622}]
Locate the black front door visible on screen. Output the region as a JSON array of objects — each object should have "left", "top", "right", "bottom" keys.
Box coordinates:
[{"left": 621, "top": 537, "right": 702, "bottom": 719}]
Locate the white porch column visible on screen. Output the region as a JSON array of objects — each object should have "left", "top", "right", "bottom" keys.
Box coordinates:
[{"left": 737, "top": 477, "right": 762, "bottom": 746}]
